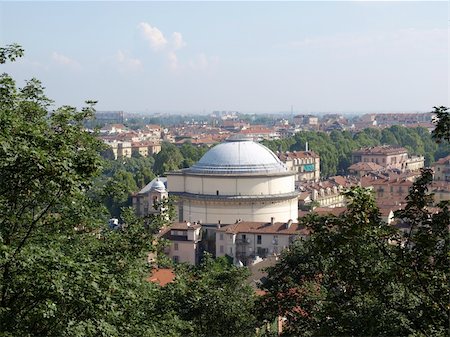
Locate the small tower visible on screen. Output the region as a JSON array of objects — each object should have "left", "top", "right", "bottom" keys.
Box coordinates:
[
  {"left": 132, "top": 177, "right": 168, "bottom": 216},
  {"left": 147, "top": 178, "right": 168, "bottom": 214}
]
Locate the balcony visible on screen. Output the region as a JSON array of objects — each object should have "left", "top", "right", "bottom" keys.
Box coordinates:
[{"left": 236, "top": 238, "right": 251, "bottom": 245}]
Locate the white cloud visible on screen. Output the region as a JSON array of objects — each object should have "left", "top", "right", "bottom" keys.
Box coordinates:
[
  {"left": 172, "top": 32, "right": 186, "bottom": 50},
  {"left": 116, "top": 50, "right": 143, "bottom": 72},
  {"left": 51, "top": 52, "right": 81, "bottom": 69},
  {"left": 138, "top": 22, "right": 168, "bottom": 51}
]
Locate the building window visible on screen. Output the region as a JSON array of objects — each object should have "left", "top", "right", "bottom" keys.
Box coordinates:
[
  {"left": 174, "top": 243, "right": 179, "bottom": 251},
  {"left": 229, "top": 247, "right": 233, "bottom": 255},
  {"left": 220, "top": 233, "right": 224, "bottom": 241},
  {"left": 273, "top": 235, "right": 278, "bottom": 245},
  {"left": 242, "top": 234, "right": 246, "bottom": 241},
  {"left": 257, "top": 235, "right": 262, "bottom": 245},
  {"left": 220, "top": 245, "right": 224, "bottom": 253},
  {"left": 173, "top": 256, "right": 179, "bottom": 263}
]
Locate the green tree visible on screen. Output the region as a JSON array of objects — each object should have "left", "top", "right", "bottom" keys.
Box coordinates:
[
  {"left": 158, "top": 254, "right": 258, "bottom": 337},
  {"left": 258, "top": 119, "right": 450, "bottom": 336},
  {"left": 179, "top": 142, "right": 209, "bottom": 168},
  {"left": 100, "top": 169, "right": 138, "bottom": 218},
  {"left": 259, "top": 182, "right": 449, "bottom": 336},
  {"left": 432, "top": 106, "right": 450, "bottom": 143},
  {"left": 153, "top": 142, "right": 183, "bottom": 175},
  {"left": 0, "top": 47, "right": 176, "bottom": 336},
  {"left": 0, "top": 43, "right": 24, "bottom": 63}
]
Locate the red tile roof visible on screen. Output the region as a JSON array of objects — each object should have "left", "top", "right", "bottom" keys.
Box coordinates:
[
  {"left": 217, "top": 221, "right": 308, "bottom": 236},
  {"left": 147, "top": 268, "right": 175, "bottom": 286}
]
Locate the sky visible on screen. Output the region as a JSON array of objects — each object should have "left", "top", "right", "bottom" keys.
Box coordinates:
[{"left": 0, "top": 1, "right": 448, "bottom": 114}]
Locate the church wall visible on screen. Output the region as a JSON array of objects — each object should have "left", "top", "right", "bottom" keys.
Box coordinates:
[
  {"left": 173, "top": 174, "right": 294, "bottom": 196},
  {"left": 181, "top": 198, "right": 298, "bottom": 224},
  {"left": 167, "top": 174, "right": 184, "bottom": 192}
]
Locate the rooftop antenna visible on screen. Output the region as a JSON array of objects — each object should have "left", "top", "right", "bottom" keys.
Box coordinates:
[{"left": 305, "top": 141, "right": 309, "bottom": 152}]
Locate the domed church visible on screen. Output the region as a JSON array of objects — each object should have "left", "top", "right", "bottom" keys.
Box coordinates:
[{"left": 167, "top": 139, "right": 298, "bottom": 224}]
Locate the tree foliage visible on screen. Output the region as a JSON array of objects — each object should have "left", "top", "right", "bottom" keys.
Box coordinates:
[
  {"left": 157, "top": 254, "right": 258, "bottom": 337},
  {"left": 432, "top": 106, "right": 450, "bottom": 144},
  {"left": 259, "top": 172, "right": 449, "bottom": 336},
  {"left": 0, "top": 49, "right": 173, "bottom": 336},
  {"left": 153, "top": 142, "right": 184, "bottom": 175},
  {"left": 0, "top": 46, "right": 265, "bottom": 337},
  {"left": 0, "top": 44, "right": 24, "bottom": 64}
]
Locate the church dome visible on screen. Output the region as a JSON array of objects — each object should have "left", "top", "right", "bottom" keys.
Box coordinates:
[
  {"left": 151, "top": 178, "right": 166, "bottom": 192},
  {"left": 187, "top": 140, "right": 288, "bottom": 175}
]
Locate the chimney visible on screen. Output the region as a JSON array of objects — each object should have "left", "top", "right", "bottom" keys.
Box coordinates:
[
  {"left": 271, "top": 217, "right": 275, "bottom": 225},
  {"left": 286, "top": 219, "right": 293, "bottom": 229},
  {"left": 305, "top": 142, "right": 309, "bottom": 152},
  {"left": 217, "top": 220, "right": 221, "bottom": 229}
]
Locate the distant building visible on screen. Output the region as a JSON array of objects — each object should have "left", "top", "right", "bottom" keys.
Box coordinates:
[
  {"left": 433, "top": 155, "right": 450, "bottom": 182},
  {"left": 348, "top": 162, "right": 384, "bottom": 177},
  {"left": 430, "top": 181, "right": 450, "bottom": 203},
  {"left": 158, "top": 222, "right": 202, "bottom": 265},
  {"left": 100, "top": 123, "right": 127, "bottom": 134},
  {"left": 237, "top": 127, "right": 280, "bottom": 141},
  {"left": 131, "top": 141, "right": 161, "bottom": 157},
  {"left": 351, "top": 145, "right": 424, "bottom": 172},
  {"left": 277, "top": 151, "right": 320, "bottom": 182},
  {"left": 215, "top": 219, "right": 308, "bottom": 265},
  {"left": 374, "top": 112, "right": 432, "bottom": 127},
  {"left": 293, "top": 115, "right": 319, "bottom": 129},
  {"left": 105, "top": 141, "right": 132, "bottom": 159},
  {"left": 299, "top": 176, "right": 358, "bottom": 208}
]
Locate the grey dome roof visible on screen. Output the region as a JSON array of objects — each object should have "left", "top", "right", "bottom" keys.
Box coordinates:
[
  {"left": 187, "top": 140, "right": 288, "bottom": 175},
  {"left": 151, "top": 178, "right": 166, "bottom": 192}
]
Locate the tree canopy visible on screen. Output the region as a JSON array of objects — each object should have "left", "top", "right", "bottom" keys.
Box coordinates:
[
  {"left": 259, "top": 173, "right": 449, "bottom": 336},
  {"left": 0, "top": 45, "right": 260, "bottom": 336}
]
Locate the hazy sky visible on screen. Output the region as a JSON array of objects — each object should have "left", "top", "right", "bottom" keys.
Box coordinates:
[{"left": 0, "top": 1, "right": 448, "bottom": 114}]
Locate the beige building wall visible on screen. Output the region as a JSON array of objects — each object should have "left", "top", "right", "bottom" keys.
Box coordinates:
[
  {"left": 180, "top": 198, "right": 298, "bottom": 224},
  {"left": 175, "top": 175, "right": 294, "bottom": 196},
  {"left": 167, "top": 240, "right": 198, "bottom": 265},
  {"left": 164, "top": 227, "right": 201, "bottom": 265},
  {"left": 216, "top": 231, "right": 298, "bottom": 262}
]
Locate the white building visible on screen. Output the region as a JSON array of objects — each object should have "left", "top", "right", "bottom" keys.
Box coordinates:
[
  {"left": 167, "top": 139, "right": 298, "bottom": 224},
  {"left": 158, "top": 222, "right": 202, "bottom": 265},
  {"left": 215, "top": 219, "right": 308, "bottom": 265}
]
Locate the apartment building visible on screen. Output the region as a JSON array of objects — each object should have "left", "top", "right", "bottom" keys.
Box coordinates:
[
  {"left": 215, "top": 219, "right": 308, "bottom": 266},
  {"left": 277, "top": 151, "right": 320, "bottom": 182},
  {"left": 433, "top": 155, "right": 450, "bottom": 182},
  {"left": 352, "top": 145, "right": 424, "bottom": 172},
  {"left": 158, "top": 222, "right": 202, "bottom": 265}
]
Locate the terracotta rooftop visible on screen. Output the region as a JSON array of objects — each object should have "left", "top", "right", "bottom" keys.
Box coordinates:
[
  {"left": 147, "top": 268, "right": 175, "bottom": 286},
  {"left": 434, "top": 155, "right": 450, "bottom": 165},
  {"left": 353, "top": 145, "right": 408, "bottom": 156},
  {"left": 217, "top": 221, "right": 308, "bottom": 236},
  {"left": 277, "top": 151, "right": 319, "bottom": 161}
]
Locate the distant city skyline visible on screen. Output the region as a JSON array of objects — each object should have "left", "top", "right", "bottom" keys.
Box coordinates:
[{"left": 0, "top": 1, "right": 448, "bottom": 114}]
